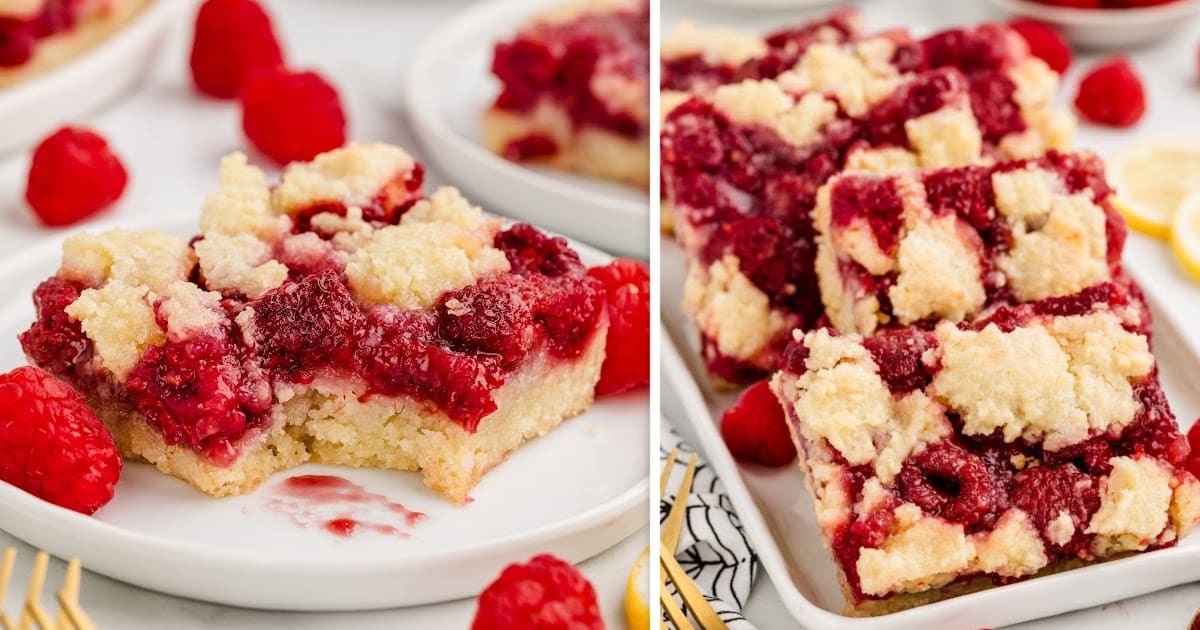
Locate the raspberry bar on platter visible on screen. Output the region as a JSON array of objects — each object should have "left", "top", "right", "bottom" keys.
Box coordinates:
[
  {"left": 814, "top": 151, "right": 1128, "bottom": 336},
  {"left": 771, "top": 288, "right": 1200, "bottom": 615},
  {"left": 485, "top": 0, "right": 649, "bottom": 188},
  {"left": 18, "top": 143, "right": 609, "bottom": 503}
]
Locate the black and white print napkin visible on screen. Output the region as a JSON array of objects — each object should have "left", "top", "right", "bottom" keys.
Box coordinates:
[{"left": 661, "top": 422, "right": 759, "bottom": 630}]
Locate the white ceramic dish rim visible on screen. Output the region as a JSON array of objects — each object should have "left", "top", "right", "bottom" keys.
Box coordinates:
[
  {"left": 0, "top": 0, "right": 186, "bottom": 114},
  {"left": 988, "top": 0, "right": 1200, "bottom": 25},
  {"left": 403, "top": 0, "right": 646, "bottom": 223},
  {"left": 0, "top": 214, "right": 649, "bottom": 573}
]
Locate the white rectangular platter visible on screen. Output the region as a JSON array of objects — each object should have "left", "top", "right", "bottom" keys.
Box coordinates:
[{"left": 661, "top": 234, "right": 1200, "bottom": 630}]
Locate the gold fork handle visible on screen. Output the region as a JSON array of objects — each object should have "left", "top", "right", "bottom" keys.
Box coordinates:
[
  {"left": 660, "top": 549, "right": 729, "bottom": 630},
  {"left": 659, "top": 580, "right": 696, "bottom": 630}
]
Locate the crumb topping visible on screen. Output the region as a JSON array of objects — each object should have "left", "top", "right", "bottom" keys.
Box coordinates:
[
  {"left": 778, "top": 41, "right": 901, "bottom": 117},
  {"left": 683, "top": 257, "right": 790, "bottom": 361},
  {"left": 198, "top": 152, "right": 289, "bottom": 240},
  {"left": 158, "top": 281, "right": 226, "bottom": 341},
  {"left": 904, "top": 107, "right": 983, "bottom": 169},
  {"left": 64, "top": 281, "right": 162, "bottom": 380},
  {"left": 1086, "top": 456, "right": 1172, "bottom": 552},
  {"left": 856, "top": 503, "right": 973, "bottom": 596},
  {"left": 969, "top": 509, "right": 1048, "bottom": 578},
  {"left": 710, "top": 80, "right": 838, "bottom": 148},
  {"left": 661, "top": 21, "right": 767, "bottom": 66},
  {"left": 889, "top": 215, "right": 985, "bottom": 326},
  {"left": 271, "top": 143, "right": 416, "bottom": 216},
  {"left": 60, "top": 229, "right": 194, "bottom": 294},
  {"left": 195, "top": 233, "right": 288, "bottom": 300}
]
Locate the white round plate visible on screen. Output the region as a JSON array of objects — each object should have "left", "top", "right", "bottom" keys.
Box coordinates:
[
  {"left": 0, "top": 0, "right": 187, "bottom": 156},
  {"left": 404, "top": 0, "right": 649, "bottom": 259},
  {"left": 985, "top": 0, "right": 1200, "bottom": 49},
  {"left": 0, "top": 218, "right": 649, "bottom": 611}
]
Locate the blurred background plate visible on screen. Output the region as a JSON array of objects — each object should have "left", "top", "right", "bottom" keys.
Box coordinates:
[
  {"left": 985, "top": 0, "right": 1200, "bottom": 49},
  {"left": 405, "top": 0, "right": 649, "bottom": 259},
  {"left": 0, "top": 0, "right": 188, "bottom": 156}
]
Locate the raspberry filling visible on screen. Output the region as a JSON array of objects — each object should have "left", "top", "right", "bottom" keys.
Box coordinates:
[
  {"left": 782, "top": 288, "right": 1187, "bottom": 602},
  {"left": 490, "top": 0, "right": 648, "bottom": 142},
  {"left": 19, "top": 223, "right": 605, "bottom": 464},
  {"left": 291, "top": 163, "right": 425, "bottom": 233},
  {"left": 0, "top": 0, "right": 83, "bottom": 67}
]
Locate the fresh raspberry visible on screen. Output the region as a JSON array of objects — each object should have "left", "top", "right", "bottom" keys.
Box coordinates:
[
  {"left": 25, "top": 127, "right": 128, "bottom": 227},
  {"left": 189, "top": 0, "right": 284, "bottom": 99},
  {"left": 587, "top": 259, "right": 649, "bottom": 395},
  {"left": 471, "top": 554, "right": 602, "bottom": 630},
  {"left": 240, "top": 67, "right": 346, "bottom": 165},
  {"left": 0, "top": 366, "right": 121, "bottom": 514},
  {"left": 1074, "top": 57, "right": 1146, "bottom": 127},
  {"left": 1008, "top": 18, "right": 1072, "bottom": 74},
  {"left": 1186, "top": 420, "right": 1200, "bottom": 479},
  {"left": 720, "top": 380, "right": 797, "bottom": 467}
]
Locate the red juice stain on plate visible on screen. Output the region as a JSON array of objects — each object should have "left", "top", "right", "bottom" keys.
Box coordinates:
[{"left": 264, "top": 474, "right": 426, "bottom": 538}]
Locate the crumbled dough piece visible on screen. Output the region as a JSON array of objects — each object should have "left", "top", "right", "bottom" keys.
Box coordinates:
[
  {"left": 711, "top": 80, "right": 838, "bottom": 148},
  {"left": 65, "top": 281, "right": 163, "bottom": 380},
  {"left": 857, "top": 503, "right": 974, "bottom": 596},
  {"left": 195, "top": 233, "right": 288, "bottom": 300},
  {"left": 199, "top": 152, "right": 289, "bottom": 239},
  {"left": 1087, "top": 456, "right": 1173, "bottom": 553},
  {"left": 272, "top": 143, "right": 416, "bottom": 216},
  {"left": 60, "top": 229, "right": 195, "bottom": 294},
  {"left": 683, "top": 257, "right": 789, "bottom": 361},
  {"left": 970, "top": 510, "right": 1049, "bottom": 578}
]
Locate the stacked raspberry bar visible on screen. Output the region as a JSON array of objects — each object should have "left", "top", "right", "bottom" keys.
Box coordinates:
[
  {"left": 664, "top": 19, "right": 1074, "bottom": 384},
  {"left": 486, "top": 0, "right": 649, "bottom": 188},
  {"left": 772, "top": 284, "right": 1199, "bottom": 613},
  {"left": 19, "top": 143, "right": 609, "bottom": 503}
]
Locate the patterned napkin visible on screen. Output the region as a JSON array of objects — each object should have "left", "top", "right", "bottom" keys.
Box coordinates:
[{"left": 661, "top": 422, "right": 759, "bottom": 629}]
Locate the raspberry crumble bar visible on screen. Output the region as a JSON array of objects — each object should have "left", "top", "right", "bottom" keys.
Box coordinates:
[
  {"left": 664, "top": 20, "right": 1075, "bottom": 385},
  {"left": 814, "top": 151, "right": 1127, "bottom": 336},
  {"left": 18, "top": 143, "right": 609, "bottom": 503},
  {"left": 485, "top": 0, "right": 649, "bottom": 188},
  {"left": 0, "top": 0, "right": 152, "bottom": 89},
  {"left": 771, "top": 287, "right": 1200, "bottom": 615}
]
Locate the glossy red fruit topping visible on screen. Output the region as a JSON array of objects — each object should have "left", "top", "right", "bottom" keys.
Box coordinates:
[
  {"left": 251, "top": 269, "right": 364, "bottom": 382},
  {"left": 472, "top": 554, "right": 602, "bottom": 630},
  {"left": 0, "top": 366, "right": 121, "bottom": 514},
  {"left": 897, "top": 441, "right": 1005, "bottom": 528},
  {"left": 189, "top": 0, "right": 285, "bottom": 99},
  {"left": 862, "top": 329, "right": 936, "bottom": 395},
  {"left": 437, "top": 275, "right": 539, "bottom": 370},
  {"left": 0, "top": 18, "right": 35, "bottom": 66},
  {"left": 1008, "top": 18, "right": 1072, "bottom": 74},
  {"left": 495, "top": 224, "right": 584, "bottom": 277},
  {"left": 1074, "top": 57, "right": 1145, "bottom": 127},
  {"left": 1010, "top": 463, "right": 1100, "bottom": 552},
  {"left": 18, "top": 277, "right": 92, "bottom": 380},
  {"left": 240, "top": 68, "right": 346, "bottom": 165},
  {"left": 588, "top": 259, "right": 649, "bottom": 395},
  {"left": 1186, "top": 420, "right": 1200, "bottom": 479},
  {"left": 720, "top": 380, "right": 797, "bottom": 467},
  {"left": 25, "top": 127, "right": 128, "bottom": 227},
  {"left": 126, "top": 328, "right": 272, "bottom": 466}
]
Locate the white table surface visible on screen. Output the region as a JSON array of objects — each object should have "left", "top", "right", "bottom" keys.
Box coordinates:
[
  {"left": 662, "top": 0, "right": 1200, "bottom": 627},
  {"left": 0, "top": 0, "right": 647, "bottom": 627}
]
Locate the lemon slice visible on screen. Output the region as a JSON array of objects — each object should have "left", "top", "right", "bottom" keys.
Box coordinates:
[
  {"left": 1109, "top": 144, "right": 1200, "bottom": 240},
  {"left": 624, "top": 546, "right": 650, "bottom": 630},
  {"left": 1171, "top": 190, "right": 1200, "bottom": 282}
]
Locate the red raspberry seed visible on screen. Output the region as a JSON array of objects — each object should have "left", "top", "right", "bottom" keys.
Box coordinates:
[
  {"left": 240, "top": 67, "right": 347, "bottom": 165},
  {"left": 720, "top": 380, "right": 797, "bottom": 467},
  {"left": 189, "top": 0, "right": 285, "bottom": 99},
  {"left": 25, "top": 126, "right": 128, "bottom": 227},
  {"left": 1074, "top": 57, "right": 1146, "bottom": 127},
  {"left": 587, "top": 259, "right": 649, "bottom": 395},
  {"left": 0, "top": 366, "right": 121, "bottom": 514},
  {"left": 1008, "top": 18, "right": 1072, "bottom": 74},
  {"left": 472, "top": 554, "right": 602, "bottom": 630}
]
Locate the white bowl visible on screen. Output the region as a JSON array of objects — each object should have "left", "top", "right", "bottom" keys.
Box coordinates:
[
  {"left": 985, "top": 0, "right": 1200, "bottom": 49},
  {"left": 0, "top": 0, "right": 188, "bottom": 156}
]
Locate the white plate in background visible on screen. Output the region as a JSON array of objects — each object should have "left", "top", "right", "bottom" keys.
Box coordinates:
[
  {"left": 0, "top": 217, "right": 649, "bottom": 611},
  {"left": 661, "top": 234, "right": 1200, "bottom": 629},
  {"left": 405, "top": 0, "right": 649, "bottom": 259},
  {"left": 0, "top": 0, "right": 187, "bottom": 156}
]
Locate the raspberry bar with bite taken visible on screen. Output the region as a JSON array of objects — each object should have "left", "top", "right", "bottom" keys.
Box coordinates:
[
  {"left": 0, "top": 0, "right": 152, "bottom": 89},
  {"left": 485, "top": 0, "right": 649, "bottom": 188},
  {"left": 814, "top": 151, "right": 1128, "bottom": 336},
  {"left": 18, "top": 143, "right": 609, "bottom": 503},
  {"left": 771, "top": 287, "right": 1200, "bottom": 615}
]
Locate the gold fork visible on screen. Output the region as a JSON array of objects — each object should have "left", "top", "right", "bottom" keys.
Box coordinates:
[
  {"left": 660, "top": 447, "right": 729, "bottom": 630},
  {"left": 0, "top": 549, "right": 96, "bottom": 630}
]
